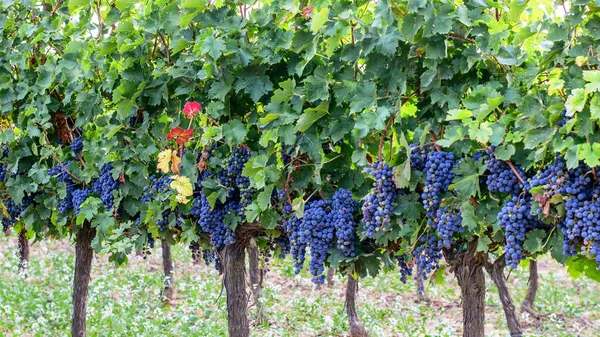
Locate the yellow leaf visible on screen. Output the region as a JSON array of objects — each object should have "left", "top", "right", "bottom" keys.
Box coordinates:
[
  {"left": 158, "top": 149, "right": 174, "bottom": 173},
  {"left": 176, "top": 195, "right": 190, "bottom": 204},
  {"left": 171, "top": 153, "right": 182, "bottom": 174},
  {"left": 157, "top": 149, "right": 181, "bottom": 174},
  {"left": 170, "top": 175, "right": 193, "bottom": 204}
]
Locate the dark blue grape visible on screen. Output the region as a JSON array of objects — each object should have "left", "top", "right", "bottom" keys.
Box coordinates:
[
  {"left": 498, "top": 196, "right": 541, "bottom": 269},
  {"left": 72, "top": 187, "right": 91, "bottom": 215},
  {"left": 332, "top": 188, "right": 359, "bottom": 257},
  {"left": 361, "top": 160, "right": 398, "bottom": 237},
  {"left": 92, "top": 163, "right": 119, "bottom": 211},
  {"left": 70, "top": 136, "right": 84, "bottom": 155}
]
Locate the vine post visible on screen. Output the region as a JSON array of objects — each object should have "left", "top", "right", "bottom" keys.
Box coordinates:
[
  {"left": 223, "top": 241, "right": 250, "bottom": 337},
  {"left": 485, "top": 256, "right": 522, "bottom": 336},
  {"left": 446, "top": 242, "right": 486, "bottom": 337},
  {"left": 161, "top": 239, "right": 175, "bottom": 304},
  {"left": 345, "top": 273, "right": 368, "bottom": 337},
  {"left": 17, "top": 228, "right": 29, "bottom": 273},
  {"left": 521, "top": 259, "right": 539, "bottom": 315},
  {"left": 71, "top": 222, "right": 95, "bottom": 337}
]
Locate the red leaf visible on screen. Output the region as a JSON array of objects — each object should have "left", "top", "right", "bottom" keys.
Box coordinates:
[
  {"left": 183, "top": 101, "right": 202, "bottom": 119},
  {"left": 167, "top": 127, "right": 194, "bottom": 145}
]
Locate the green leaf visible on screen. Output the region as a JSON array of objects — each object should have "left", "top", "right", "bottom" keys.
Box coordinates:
[
  {"left": 468, "top": 122, "right": 494, "bottom": 144},
  {"left": 523, "top": 229, "right": 546, "bottom": 254},
  {"left": 461, "top": 202, "right": 478, "bottom": 233},
  {"left": 523, "top": 128, "right": 555, "bottom": 149},
  {"left": 295, "top": 101, "right": 329, "bottom": 132},
  {"left": 235, "top": 67, "right": 273, "bottom": 103},
  {"left": 400, "top": 102, "right": 418, "bottom": 118},
  {"left": 222, "top": 120, "right": 248, "bottom": 145},
  {"left": 446, "top": 109, "right": 473, "bottom": 121},
  {"left": 565, "top": 88, "right": 587, "bottom": 117},
  {"left": 494, "top": 145, "right": 515, "bottom": 160},
  {"left": 350, "top": 82, "right": 376, "bottom": 113},
  {"left": 310, "top": 8, "right": 330, "bottom": 32},
  {"left": 271, "top": 79, "right": 296, "bottom": 104},
  {"left": 436, "top": 125, "right": 464, "bottom": 148},
  {"left": 68, "top": 0, "right": 91, "bottom": 12},
  {"left": 451, "top": 158, "right": 486, "bottom": 198},
  {"left": 181, "top": 0, "right": 207, "bottom": 10},
  {"left": 115, "top": 0, "right": 136, "bottom": 11},
  {"left": 260, "top": 209, "right": 279, "bottom": 229},
  {"left": 577, "top": 143, "right": 600, "bottom": 167},
  {"left": 201, "top": 36, "right": 226, "bottom": 59},
  {"left": 393, "top": 159, "right": 411, "bottom": 189},
  {"left": 583, "top": 70, "right": 600, "bottom": 93},
  {"left": 476, "top": 235, "right": 492, "bottom": 252},
  {"left": 591, "top": 95, "right": 600, "bottom": 121}
]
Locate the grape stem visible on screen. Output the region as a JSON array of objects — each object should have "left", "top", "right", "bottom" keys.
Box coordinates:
[
  {"left": 43, "top": 131, "right": 84, "bottom": 183},
  {"left": 506, "top": 161, "right": 525, "bottom": 184},
  {"left": 427, "top": 131, "right": 442, "bottom": 151}
]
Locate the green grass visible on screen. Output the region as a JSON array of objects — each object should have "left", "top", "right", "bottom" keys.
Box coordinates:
[{"left": 1, "top": 232, "right": 599, "bottom": 337}]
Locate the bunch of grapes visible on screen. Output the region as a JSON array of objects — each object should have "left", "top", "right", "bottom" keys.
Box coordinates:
[
  {"left": 191, "top": 193, "right": 235, "bottom": 249},
  {"left": 48, "top": 162, "right": 76, "bottom": 213},
  {"left": 409, "top": 144, "right": 432, "bottom": 172},
  {"left": 129, "top": 112, "right": 144, "bottom": 127},
  {"left": 72, "top": 187, "right": 91, "bottom": 215},
  {"left": 557, "top": 109, "right": 571, "bottom": 127},
  {"left": 413, "top": 234, "right": 442, "bottom": 295},
  {"left": 92, "top": 163, "right": 119, "bottom": 211},
  {"left": 141, "top": 175, "right": 172, "bottom": 204},
  {"left": 498, "top": 196, "right": 541, "bottom": 269},
  {"left": 527, "top": 159, "right": 569, "bottom": 197},
  {"left": 332, "top": 188, "right": 359, "bottom": 257},
  {"left": 1, "top": 199, "right": 22, "bottom": 231},
  {"left": 281, "top": 143, "right": 292, "bottom": 166},
  {"left": 190, "top": 241, "right": 202, "bottom": 261},
  {"left": 478, "top": 151, "right": 526, "bottom": 195},
  {"left": 431, "top": 207, "right": 463, "bottom": 248},
  {"left": 218, "top": 147, "right": 253, "bottom": 207},
  {"left": 396, "top": 255, "right": 413, "bottom": 284},
  {"left": 296, "top": 199, "right": 335, "bottom": 284},
  {"left": 422, "top": 151, "right": 457, "bottom": 212},
  {"left": 155, "top": 210, "right": 182, "bottom": 231},
  {"left": 282, "top": 214, "right": 306, "bottom": 273},
  {"left": 70, "top": 136, "right": 84, "bottom": 155},
  {"left": 274, "top": 233, "right": 291, "bottom": 258},
  {"left": 563, "top": 163, "right": 594, "bottom": 198},
  {"left": 361, "top": 160, "right": 398, "bottom": 237},
  {"left": 0, "top": 163, "right": 7, "bottom": 183}
]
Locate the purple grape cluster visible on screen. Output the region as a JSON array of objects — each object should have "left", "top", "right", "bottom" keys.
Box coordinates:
[
  {"left": 484, "top": 154, "right": 526, "bottom": 195},
  {"left": 49, "top": 162, "right": 76, "bottom": 214},
  {"left": 409, "top": 144, "right": 432, "bottom": 172},
  {"left": 70, "top": 136, "right": 83, "bottom": 155},
  {"left": 361, "top": 160, "right": 398, "bottom": 237},
  {"left": 332, "top": 188, "right": 359, "bottom": 257},
  {"left": 92, "top": 163, "right": 119, "bottom": 211},
  {"left": 431, "top": 207, "right": 463, "bottom": 248},
  {"left": 396, "top": 256, "right": 413, "bottom": 284},
  {"left": 557, "top": 109, "right": 571, "bottom": 127},
  {"left": 1, "top": 199, "right": 21, "bottom": 230},
  {"left": 141, "top": 175, "right": 172, "bottom": 204},
  {"left": 498, "top": 196, "right": 541, "bottom": 269},
  {"left": 296, "top": 199, "right": 335, "bottom": 284},
  {"left": 72, "top": 187, "right": 91, "bottom": 215},
  {"left": 421, "top": 151, "right": 457, "bottom": 212},
  {"left": 190, "top": 193, "right": 235, "bottom": 249},
  {"left": 413, "top": 234, "right": 442, "bottom": 295}
]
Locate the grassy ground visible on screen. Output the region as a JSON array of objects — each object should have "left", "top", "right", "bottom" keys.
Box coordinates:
[{"left": 1, "top": 232, "right": 599, "bottom": 337}]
